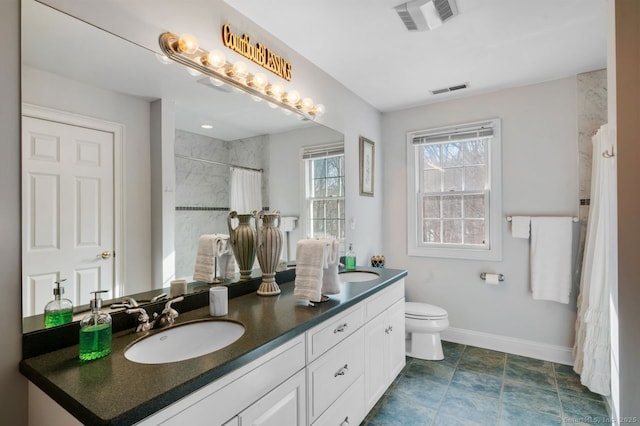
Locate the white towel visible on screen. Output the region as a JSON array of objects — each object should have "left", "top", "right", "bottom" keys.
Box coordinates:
[
  {"left": 530, "top": 217, "right": 573, "bottom": 304},
  {"left": 294, "top": 239, "right": 328, "bottom": 302},
  {"left": 321, "top": 239, "right": 341, "bottom": 295},
  {"left": 193, "top": 234, "right": 218, "bottom": 283},
  {"left": 511, "top": 216, "right": 531, "bottom": 239}
]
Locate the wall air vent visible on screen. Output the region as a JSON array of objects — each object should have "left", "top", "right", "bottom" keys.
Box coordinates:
[
  {"left": 430, "top": 82, "right": 468, "bottom": 95},
  {"left": 394, "top": 0, "right": 459, "bottom": 32}
]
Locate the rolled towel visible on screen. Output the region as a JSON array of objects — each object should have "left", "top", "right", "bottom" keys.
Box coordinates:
[
  {"left": 321, "top": 239, "right": 341, "bottom": 295},
  {"left": 294, "top": 239, "right": 328, "bottom": 302},
  {"left": 193, "top": 234, "right": 217, "bottom": 283}
]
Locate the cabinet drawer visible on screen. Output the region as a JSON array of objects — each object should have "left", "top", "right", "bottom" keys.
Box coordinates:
[
  {"left": 306, "top": 303, "right": 364, "bottom": 362},
  {"left": 365, "top": 279, "right": 404, "bottom": 321},
  {"left": 312, "top": 374, "right": 365, "bottom": 426},
  {"left": 307, "top": 328, "right": 364, "bottom": 423}
]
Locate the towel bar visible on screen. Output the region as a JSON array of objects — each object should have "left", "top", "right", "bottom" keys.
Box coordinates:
[{"left": 506, "top": 216, "right": 578, "bottom": 222}]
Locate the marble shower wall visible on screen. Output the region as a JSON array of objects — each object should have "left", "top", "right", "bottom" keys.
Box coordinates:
[
  {"left": 174, "top": 129, "right": 269, "bottom": 279},
  {"left": 575, "top": 69, "right": 607, "bottom": 284}
]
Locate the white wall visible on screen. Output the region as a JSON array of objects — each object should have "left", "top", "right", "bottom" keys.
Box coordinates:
[
  {"left": 23, "top": 67, "right": 152, "bottom": 295},
  {"left": 382, "top": 77, "right": 579, "bottom": 353}
]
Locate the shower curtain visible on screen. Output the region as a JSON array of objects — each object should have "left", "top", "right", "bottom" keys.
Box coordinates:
[
  {"left": 573, "top": 123, "right": 616, "bottom": 396},
  {"left": 229, "top": 167, "right": 263, "bottom": 213}
]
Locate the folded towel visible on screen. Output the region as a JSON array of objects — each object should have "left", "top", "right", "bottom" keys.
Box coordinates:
[
  {"left": 321, "top": 239, "right": 341, "bottom": 295},
  {"left": 511, "top": 216, "right": 531, "bottom": 239},
  {"left": 294, "top": 239, "right": 328, "bottom": 302},
  {"left": 193, "top": 234, "right": 218, "bottom": 282},
  {"left": 530, "top": 217, "right": 573, "bottom": 304}
]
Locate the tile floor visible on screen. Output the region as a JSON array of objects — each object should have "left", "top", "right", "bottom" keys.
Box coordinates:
[{"left": 362, "top": 341, "right": 610, "bottom": 426}]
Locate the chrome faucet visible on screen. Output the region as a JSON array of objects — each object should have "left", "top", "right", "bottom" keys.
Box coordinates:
[
  {"left": 152, "top": 296, "right": 184, "bottom": 329},
  {"left": 126, "top": 296, "right": 184, "bottom": 332},
  {"left": 111, "top": 296, "right": 139, "bottom": 309}
]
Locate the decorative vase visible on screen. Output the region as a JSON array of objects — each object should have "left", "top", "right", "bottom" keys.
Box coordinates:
[
  {"left": 255, "top": 210, "right": 283, "bottom": 296},
  {"left": 227, "top": 211, "right": 257, "bottom": 280}
]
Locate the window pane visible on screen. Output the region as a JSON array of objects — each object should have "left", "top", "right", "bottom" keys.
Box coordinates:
[
  {"left": 422, "top": 196, "right": 440, "bottom": 218},
  {"left": 463, "top": 140, "right": 486, "bottom": 165},
  {"left": 313, "top": 159, "right": 326, "bottom": 178},
  {"left": 443, "top": 219, "right": 462, "bottom": 244},
  {"left": 443, "top": 167, "right": 463, "bottom": 191},
  {"left": 443, "top": 143, "right": 463, "bottom": 167},
  {"left": 422, "top": 145, "right": 441, "bottom": 168},
  {"left": 326, "top": 177, "right": 341, "bottom": 197},
  {"left": 422, "top": 220, "right": 441, "bottom": 243},
  {"left": 464, "top": 166, "right": 485, "bottom": 190},
  {"left": 326, "top": 157, "right": 341, "bottom": 177},
  {"left": 313, "top": 178, "right": 326, "bottom": 197},
  {"left": 311, "top": 219, "right": 324, "bottom": 237},
  {"left": 326, "top": 220, "right": 339, "bottom": 239},
  {"left": 423, "top": 169, "right": 442, "bottom": 192},
  {"left": 326, "top": 200, "right": 339, "bottom": 219},
  {"left": 464, "top": 219, "right": 485, "bottom": 245},
  {"left": 442, "top": 195, "right": 462, "bottom": 218},
  {"left": 312, "top": 200, "right": 325, "bottom": 219},
  {"left": 463, "top": 194, "right": 484, "bottom": 218}
]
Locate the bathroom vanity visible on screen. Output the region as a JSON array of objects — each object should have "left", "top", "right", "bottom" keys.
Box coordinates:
[{"left": 21, "top": 268, "right": 407, "bottom": 425}]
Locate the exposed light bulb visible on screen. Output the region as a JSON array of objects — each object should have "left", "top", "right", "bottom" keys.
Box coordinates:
[
  {"left": 155, "top": 53, "right": 172, "bottom": 65},
  {"left": 177, "top": 34, "right": 199, "bottom": 54},
  {"left": 209, "top": 77, "right": 225, "bottom": 87},
  {"left": 266, "top": 83, "right": 284, "bottom": 100},
  {"left": 228, "top": 61, "right": 248, "bottom": 79},
  {"left": 299, "top": 97, "right": 314, "bottom": 112},
  {"left": 313, "top": 104, "right": 326, "bottom": 117},
  {"left": 283, "top": 90, "right": 300, "bottom": 105},
  {"left": 248, "top": 73, "right": 268, "bottom": 90},
  {"left": 205, "top": 49, "right": 226, "bottom": 68}
]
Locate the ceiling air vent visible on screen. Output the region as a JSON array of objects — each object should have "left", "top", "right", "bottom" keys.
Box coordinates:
[
  {"left": 430, "top": 82, "right": 468, "bottom": 95},
  {"left": 394, "top": 0, "right": 459, "bottom": 32}
]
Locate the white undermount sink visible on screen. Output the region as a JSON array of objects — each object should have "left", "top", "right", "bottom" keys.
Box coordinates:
[
  {"left": 339, "top": 271, "right": 380, "bottom": 282},
  {"left": 124, "top": 320, "right": 245, "bottom": 364}
]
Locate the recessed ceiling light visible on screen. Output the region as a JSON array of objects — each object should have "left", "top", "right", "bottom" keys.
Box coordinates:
[{"left": 201, "top": 124, "right": 213, "bottom": 129}]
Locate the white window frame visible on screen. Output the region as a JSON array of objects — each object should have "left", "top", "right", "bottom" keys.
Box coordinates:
[{"left": 407, "top": 118, "right": 502, "bottom": 261}]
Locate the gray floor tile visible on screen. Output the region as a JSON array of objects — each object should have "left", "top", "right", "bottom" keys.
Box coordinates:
[
  {"left": 439, "top": 386, "right": 500, "bottom": 425},
  {"left": 449, "top": 369, "right": 503, "bottom": 399},
  {"left": 502, "top": 381, "right": 563, "bottom": 417},
  {"left": 365, "top": 392, "right": 436, "bottom": 426},
  {"left": 394, "top": 374, "right": 448, "bottom": 409},
  {"left": 499, "top": 403, "right": 563, "bottom": 426},
  {"left": 555, "top": 364, "right": 604, "bottom": 401},
  {"left": 433, "top": 412, "right": 489, "bottom": 426},
  {"left": 507, "top": 354, "right": 554, "bottom": 373},
  {"left": 505, "top": 362, "right": 557, "bottom": 391},
  {"left": 561, "top": 393, "right": 610, "bottom": 422}
]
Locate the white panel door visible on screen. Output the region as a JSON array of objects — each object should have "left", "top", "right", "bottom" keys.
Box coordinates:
[{"left": 22, "top": 116, "right": 115, "bottom": 316}]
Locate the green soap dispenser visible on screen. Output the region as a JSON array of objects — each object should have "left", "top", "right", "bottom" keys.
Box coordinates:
[
  {"left": 345, "top": 243, "right": 356, "bottom": 270},
  {"left": 44, "top": 279, "right": 73, "bottom": 328},
  {"left": 79, "top": 290, "right": 112, "bottom": 361}
]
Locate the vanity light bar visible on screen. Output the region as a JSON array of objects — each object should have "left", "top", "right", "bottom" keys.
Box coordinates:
[{"left": 158, "top": 32, "right": 325, "bottom": 120}]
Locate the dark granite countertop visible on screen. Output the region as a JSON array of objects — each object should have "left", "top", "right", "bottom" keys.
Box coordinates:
[{"left": 20, "top": 268, "right": 407, "bottom": 425}]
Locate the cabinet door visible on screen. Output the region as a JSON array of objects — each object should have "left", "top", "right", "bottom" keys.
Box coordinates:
[
  {"left": 239, "top": 370, "right": 306, "bottom": 426},
  {"left": 364, "top": 312, "right": 388, "bottom": 411},
  {"left": 387, "top": 298, "right": 406, "bottom": 380}
]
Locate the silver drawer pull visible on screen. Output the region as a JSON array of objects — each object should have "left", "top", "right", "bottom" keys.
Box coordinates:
[
  {"left": 334, "top": 323, "right": 348, "bottom": 334},
  {"left": 340, "top": 416, "right": 350, "bottom": 426},
  {"left": 334, "top": 364, "right": 349, "bottom": 377}
]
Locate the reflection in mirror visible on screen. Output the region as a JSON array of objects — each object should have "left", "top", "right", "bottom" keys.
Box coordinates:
[{"left": 21, "top": 0, "right": 344, "bottom": 331}]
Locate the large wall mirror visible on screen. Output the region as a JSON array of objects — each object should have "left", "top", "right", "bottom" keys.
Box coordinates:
[{"left": 22, "top": 0, "right": 345, "bottom": 332}]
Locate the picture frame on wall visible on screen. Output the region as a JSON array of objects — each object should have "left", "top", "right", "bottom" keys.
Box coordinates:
[{"left": 359, "top": 136, "right": 375, "bottom": 197}]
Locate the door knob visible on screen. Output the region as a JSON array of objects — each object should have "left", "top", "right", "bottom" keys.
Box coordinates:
[{"left": 99, "top": 250, "right": 111, "bottom": 259}]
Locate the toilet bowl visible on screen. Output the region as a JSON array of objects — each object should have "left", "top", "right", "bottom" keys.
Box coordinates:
[{"left": 405, "top": 302, "right": 449, "bottom": 361}]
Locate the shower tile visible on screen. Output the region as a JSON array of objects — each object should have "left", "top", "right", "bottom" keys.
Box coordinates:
[{"left": 501, "top": 381, "right": 562, "bottom": 417}]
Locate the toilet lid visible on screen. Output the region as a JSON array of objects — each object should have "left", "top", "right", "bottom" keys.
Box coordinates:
[{"left": 405, "top": 302, "right": 448, "bottom": 319}]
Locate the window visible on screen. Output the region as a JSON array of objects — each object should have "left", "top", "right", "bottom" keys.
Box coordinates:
[
  {"left": 303, "top": 144, "right": 345, "bottom": 251},
  {"left": 407, "top": 119, "right": 502, "bottom": 260}
]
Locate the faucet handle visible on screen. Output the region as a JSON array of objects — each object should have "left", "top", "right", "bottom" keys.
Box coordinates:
[
  {"left": 126, "top": 307, "right": 151, "bottom": 332},
  {"left": 111, "top": 296, "right": 139, "bottom": 309}
]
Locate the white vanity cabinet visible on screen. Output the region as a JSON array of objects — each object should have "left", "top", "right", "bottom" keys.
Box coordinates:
[{"left": 364, "top": 283, "right": 406, "bottom": 411}]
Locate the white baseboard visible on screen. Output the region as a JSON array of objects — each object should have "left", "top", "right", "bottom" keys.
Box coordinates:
[{"left": 441, "top": 327, "right": 574, "bottom": 366}]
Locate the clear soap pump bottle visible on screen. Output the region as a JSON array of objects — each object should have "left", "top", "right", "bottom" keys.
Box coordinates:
[
  {"left": 345, "top": 243, "right": 356, "bottom": 271},
  {"left": 44, "top": 279, "right": 73, "bottom": 328},
  {"left": 79, "top": 290, "right": 112, "bottom": 361}
]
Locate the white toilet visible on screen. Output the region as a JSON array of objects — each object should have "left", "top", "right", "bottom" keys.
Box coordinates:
[{"left": 405, "top": 302, "right": 449, "bottom": 360}]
